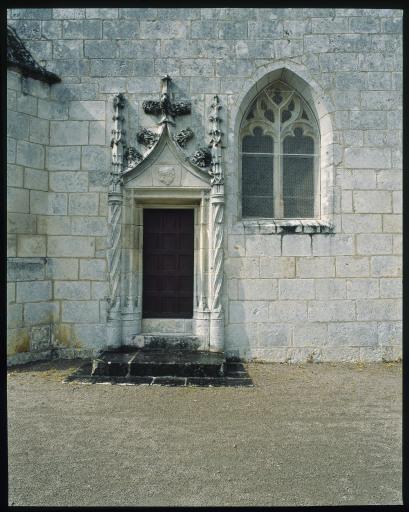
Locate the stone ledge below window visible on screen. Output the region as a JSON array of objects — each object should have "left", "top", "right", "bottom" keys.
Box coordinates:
[{"left": 240, "top": 219, "right": 334, "bottom": 234}]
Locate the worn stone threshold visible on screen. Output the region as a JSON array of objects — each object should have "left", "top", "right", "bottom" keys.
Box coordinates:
[{"left": 64, "top": 359, "right": 254, "bottom": 387}]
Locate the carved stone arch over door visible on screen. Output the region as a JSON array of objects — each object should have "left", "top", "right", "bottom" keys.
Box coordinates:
[{"left": 106, "top": 81, "right": 225, "bottom": 352}]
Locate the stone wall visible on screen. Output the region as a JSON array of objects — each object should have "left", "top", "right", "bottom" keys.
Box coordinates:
[{"left": 7, "top": 8, "right": 402, "bottom": 363}]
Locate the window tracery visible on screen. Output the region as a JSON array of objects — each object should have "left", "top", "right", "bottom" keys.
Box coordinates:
[{"left": 240, "top": 80, "right": 319, "bottom": 219}]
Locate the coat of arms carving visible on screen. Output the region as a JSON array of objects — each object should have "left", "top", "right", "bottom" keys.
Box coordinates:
[{"left": 158, "top": 166, "right": 176, "bottom": 185}]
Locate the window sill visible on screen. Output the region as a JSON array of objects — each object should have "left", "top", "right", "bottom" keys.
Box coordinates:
[{"left": 239, "top": 218, "right": 334, "bottom": 234}]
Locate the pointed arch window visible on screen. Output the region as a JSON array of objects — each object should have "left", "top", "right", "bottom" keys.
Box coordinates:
[{"left": 240, "top": 80, "right": 320, "bottom": 219}]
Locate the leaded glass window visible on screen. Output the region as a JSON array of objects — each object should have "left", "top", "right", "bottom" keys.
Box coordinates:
[{"left": 240, "top": 81, "right": 319, "bottom": 218}]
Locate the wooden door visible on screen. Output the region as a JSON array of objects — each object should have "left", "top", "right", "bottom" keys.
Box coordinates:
[{"left": 142, "top": 209, "right": 194, "bottom": 318}]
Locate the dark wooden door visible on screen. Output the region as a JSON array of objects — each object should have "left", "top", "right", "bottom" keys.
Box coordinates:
[{"left": 143, "top": 209, "right": 194, "bottom": 318}]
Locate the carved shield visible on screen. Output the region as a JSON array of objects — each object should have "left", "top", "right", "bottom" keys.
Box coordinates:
[{"left": 158, "top": 166, "right": 176, "bottom": 185}]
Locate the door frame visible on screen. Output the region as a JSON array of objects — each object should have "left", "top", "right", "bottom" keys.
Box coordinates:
[{"left": 120, "top": 189, "right": 211, "bottom": 350}]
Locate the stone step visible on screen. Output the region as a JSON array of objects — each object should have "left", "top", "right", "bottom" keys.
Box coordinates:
[
  {"left": 91, "top": 348, "right": 226, "bottom": 378},
  {"left": 131, "top": 334, "right": 200, "bottom": 351}
]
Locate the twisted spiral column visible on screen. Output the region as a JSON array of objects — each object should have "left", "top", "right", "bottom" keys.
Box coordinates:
[
  {"left": 208, "top": 95, "right": 225, "bottom": 352},
  {"left": 106, "top": 93, "right": 125, "bottom": 347}
]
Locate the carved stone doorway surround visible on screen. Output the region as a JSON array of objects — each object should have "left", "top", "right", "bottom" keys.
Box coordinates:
[{"left": 106, "top": 86, "right": 225, "bottom": 353}]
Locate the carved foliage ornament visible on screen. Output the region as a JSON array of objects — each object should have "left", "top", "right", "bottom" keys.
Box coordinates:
[
  {"left": 190, "top": 147, "right": 212, "bottom": 168},
  {"left": 174, "top": 127, "right": 194, "bottom": 148},
  {"left": 142, "top": 75, "right": 191, "bottom": 125},
  {"left": 137, "top": 128, "right": 159, "bottom": 149},
  {"left": 124, "top": 146, "right": 143, "bottom": 168}
]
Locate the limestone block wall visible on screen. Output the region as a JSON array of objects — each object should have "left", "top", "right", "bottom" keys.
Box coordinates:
[{"left": 6, "top": 7, "right": 402, "bottom": 363}]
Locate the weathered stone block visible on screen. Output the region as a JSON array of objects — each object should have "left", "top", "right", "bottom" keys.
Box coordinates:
[
  {"left": 225, "top": 323, "right": 256, "bottom": 350},
  {"left": 328, "top": 322, "right": 378, "bottom": 346},
  {"left": 357, "top": 299, "right": 401, "bottom": 321},
  {"left": 79, "top": 259, "right": 106, "bottom": 280},
  {"left": 269, "top": 301, "right": 307, "bottom": 322},
  {"left": 53, "top": 39, "right": 83, "bottom": 59},
  {"left": 16, "top": 280, "right": 52, "bottom": 303},
  {"left": 329, "top": 34, "right": 372, "bottom": 52},
  {"left": 46, "top": 146, "right": 81, "bottom": 171},
  {"left": 7, "top": 187, "right": 29, "bottom": 213},
  {"left": 36, "top": 216, "right": 71, "bottom": 235},
  {"left": 89, "top": 121, "right": 106, "bottom": 145},
  {"left": 282, "top": 235, "right": 311, "bottom": 256},
  {"left": 69, "top": 101, "right": 105, "bottom": 121},
  {"left": 62, "top": 19, "right": 102, "bottom": 39},
  {"left": 378, "top": 321, "right": 402, "bottom": 346},
  {"left": 91, "top": 282, "right": 109, "bottom": 299},
  {"left": 7, "top": 258, "right": 45, "bottom": 281},
  {"left": 7, "top": 111, "right": 30, "bottom": 140},
  {"left": 54, "top": 281, "right": 90, "bottom": 300},
  {"left": 16, "top": 141, "right": 44, "bottom": 169},
  {"left": 8, "top": 19, "right": 41, "bottom": 39},
  {"left": 371, "top": 255, "right": 401, "bottom": 277},
  {"left": 356, "top": 234, "right": 392, "bottom": 255},
  {"left": 8, "top": 137, "right": 16, "bottom": 163},
  {"left": 353, "top": 191, "right": 392, "bottom": 213},
  {"left": 62, "top": 301, "right": 99, "bottom": 323},
  {"left": 350, "top": 111, "right": 387, "bottom": 132},
  {"left": 24, "top": 168, "right": 48, "bottom": 192},
  {"left": 41, "top": 19, "right": 62, "bottom": 39},
  {"left": 380, "top": 278, "right": 402, "bottom": 298},
  {"left": 49, "top": 172, "right": 88, "bottom": 192},
  {"left": 382, "top": 214, "right": 402, "bottom": 233},
  {"left": 16, "top": 93, "right": 38, "bottom": 117},
  {"left": 336, "top": 256, "right": 370, "bottom": 277},
  {"left": 50, "top": 121, "right": 88, "bottom": 146},
  {"left": 216, "top": 59, "right": 253, "bottom": 77},
  {"left": 257, "top": 323, "right": 292, "bottom": 347},
  {"left": 71, "top": 217, "right": 107, "bottom": 236},
  {"left": 8, "top": 303, "right": 23, "bottom": 328},
  {"left": 68, "top": 193, "right": 99, "bottom": 216},
  {"left": 103, "top": 19, "right": 139, "bottom": 39},
  {"left": 227, "top": 235, "right": 245, "bottom": 257},
  {"left": 260, "top": 257, "right": 295, "bottom": 278},
  {"left": 118, "top": 40, "right": 160, "bottom": 59},
  {"left": 341, "top": 214, "right": 382, "bottom": 233},
  {"left": 308, "top": 300, "right": 355, "bottom": 322},
  {"left": 315, "top": 278, "right": 346, "bottom": 300},
  {"left": 81, "top": 146, "right": 109, "bottom": 171},
  {"left": 47, "top": 236, "right": 95, "bottom": 257},
  {"left": 38, "top": 99, "right": 68, "bottom": 120},
  {"left": 296, "top": 257, "right": 335, "bottom": 278},
  {"left": 85, "top": 8, "right": 118, "bottom": 18},
  {"left": 46, "top": 258, "right": 78, "bottom": 280},
  {"left": 73, "top": 324, "right": 107, "bottom": 348},
  {"left": 140, "top": 20, "right": 187, "bottom": 39},
  {"left": 279, "top": 279, "right": 314, "bottom": 300},
  {"left": 7, "top": 164, "right": 23, "bottom": 188},
  {"left": 218, "top": 20, "right": 248, "bottom": 39},
  {"left": 344, "top": 148, "right": 391, "bottom": 169},
  {"left": 7, "top": 213, "right": 36, "bottom": 235},
  {"left": 237, "top": 279, "right": 278, "bottom": 301},
  {"left": 180, "top": 59, "right": 214, "bottom": 77},
  {"left": 229, "top": 301, "right": 269, "bottom": 323},
  {"left": 346, "top": 278, "right": 379, "bottom": 299},
  {"left": 312, "top": 234, "right": 354, "bottom": 256},
  {"left": 7, "top": 282, "right": 16, "bottom": 304},
  {"left": 24, "top": 302, "right": 59, "bottom": 325},
  {"left": 30, "top": 191, "right": 67, "bottom": 216},
  {"left": 30, "top": 325, "right": 51, "bottom": 351},
  {"left": 245, "top": 235, "right": 281, "bottom": 257},
  {"left": 84, "top": 40, "right": 118, "bottom": 58},
  {"left": 225, "top": 257, "right": 259, "bottom": 278},
  {"left": 293, "top": 322, "right": 327, "bottom": 347},
  {"left": 17, "top": 235, "right": 46, "bottom": 257}
]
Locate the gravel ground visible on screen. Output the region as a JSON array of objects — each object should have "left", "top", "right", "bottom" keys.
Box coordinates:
[{"left": 7, "top": 359, "right": 402, "bottom": 506}]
